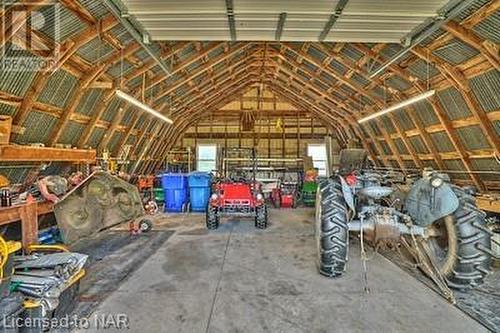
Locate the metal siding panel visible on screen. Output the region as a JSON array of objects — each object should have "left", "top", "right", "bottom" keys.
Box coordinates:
[
  {"left": 471, "top": 158, "right": 500, "bottom": 181},
  {"left": 409, "top": 135, "right": 428, "bottom": 154},
  {"left": 437, "top": 87, "right": 472, "bottom": 120},
  {"left": 76, "top": 38, "right": 115, "bottom": 64},
  {"left": 37, "top": 69, "right": 78, "bottom": 108},
  {"left": 407, "top": 59, "right": 440, "bottom": 80},
  {"left": 443, "top": 159, "right": 468, "bottom": 180},
  {"left": 17, "top": 112, "right": 57, "bottom": 144},
  {"left": 87, "top": 127, "right": 106, "bottom": 148},
  {"left": 430, "top": 131, "right": 455, "bottom": 153},
  {"left": 38, "top": 5, "right": 86, "bottom": 41},
  {"left": 59, "top": 121, "right": 85, "bottom": 145},
  {"left": 75, "top": 89, "right": 103, "bottom": 116},
  {"left": 394, "top": 138, "right": 408, "bottom": 154},
  {"left": 469, "top": 70, "right": 500, "bottom": 113},
  {"left": 0, "top": 56, "right": 38, "bottom": 96},
  {"left": 456, "top": 125, "right": 491, "bottom": 150},
  {"left": 472, "top": 11, "right": 500, "bottom": 43},
  {"left": 0, "top": 104, "right": 17, "bottom": 117},
  {"left": 433, "top": 38, "right": 480, "bottom": 65},
  {"left": 413, "top": 100, "right": 439, "bottom": 126}
]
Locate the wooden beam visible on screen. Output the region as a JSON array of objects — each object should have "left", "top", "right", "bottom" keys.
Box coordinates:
[{"left": 0, "top": 145, "right": 95, "bottom": 162}]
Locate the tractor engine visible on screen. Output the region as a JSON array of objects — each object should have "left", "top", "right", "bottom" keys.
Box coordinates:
[{"left": 343, "top": 173, "right": 423, "bottom": 248}]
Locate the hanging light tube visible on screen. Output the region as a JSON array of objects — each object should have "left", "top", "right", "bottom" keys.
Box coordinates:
[
  {"left": 357, "top": 90, "right": 435, "bottom": 124},
  {"left": 115, "top": 90, "right": 173, "bottom": 124}
]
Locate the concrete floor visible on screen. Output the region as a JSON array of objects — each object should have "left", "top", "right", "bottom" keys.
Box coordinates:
[{"left": 82, "top": 208, "right": 486, "bottom": 333}]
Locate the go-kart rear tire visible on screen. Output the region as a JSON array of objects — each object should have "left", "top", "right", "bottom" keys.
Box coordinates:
[
  {"left": 316, "top": 178, "right": 349, "bottom": 278},
  {"left": 427, "top": 185, "right": 492, "bottom": 289},
  {"left": 255, "top": 205, "right": 268, "bottom": 229},
  {"left": 206, "top": 206, "right": 219, "bottom": 230}
]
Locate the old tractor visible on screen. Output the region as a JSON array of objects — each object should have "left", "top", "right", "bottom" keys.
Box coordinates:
[
  {"left": 206, "top": 181, "right": 268, "bottom": 229},
  {"left": 316, "top": 149, "right": 493, "bottom": 295}
]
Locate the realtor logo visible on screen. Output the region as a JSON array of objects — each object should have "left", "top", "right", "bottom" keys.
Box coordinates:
[{"left": 1, "top": 1, "right": 60, "bottom": 71}]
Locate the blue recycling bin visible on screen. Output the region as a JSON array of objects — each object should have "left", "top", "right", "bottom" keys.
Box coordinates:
[
  {"left": 161, "top": 173, "right": 188, "bottom": 212},
  {"left": 188, "top": 172, "right": 212, "bottom": 212}
]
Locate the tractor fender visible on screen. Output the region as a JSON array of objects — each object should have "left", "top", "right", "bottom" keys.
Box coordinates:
[
  {"left": 405, "top": 179, "right": 459, "bottom": 226},
  {"left": 338, "top": 176, "right": 356, "bottom": 213}
]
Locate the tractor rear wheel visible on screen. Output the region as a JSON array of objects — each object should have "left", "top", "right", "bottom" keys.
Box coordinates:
[
  {"left": 315, "top": 178, "right": 349, "bottom": 278},
  {"left": 426, "top": 185, "right": 492, "bottom": 289},
  {"left": 206, "top": 206, "right": 220, "bottom": 230},
  {"left": 255, "top": 205, "right": 268, "bottom": 229}
]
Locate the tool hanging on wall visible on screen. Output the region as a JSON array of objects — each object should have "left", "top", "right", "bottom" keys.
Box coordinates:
[{"left": 241, "top": 110, "right": 255, "bottom": 132}]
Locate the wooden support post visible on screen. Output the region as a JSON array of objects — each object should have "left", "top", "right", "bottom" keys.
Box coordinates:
[{"left": 19, "top": 202, "right": 38, "bottom": 250}]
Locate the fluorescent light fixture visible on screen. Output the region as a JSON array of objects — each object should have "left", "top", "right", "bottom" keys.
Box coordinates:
[
  {"left": 115, "top": 90, "right": 173, "bottom": 124},
  {"left": 358, "top": 90, "right": 435, "bottom": 124}
]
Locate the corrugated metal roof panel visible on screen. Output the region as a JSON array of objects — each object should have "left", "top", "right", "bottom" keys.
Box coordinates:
[
  {"left": 87, "top": 127, "right": 106, "bottom": 148},
  {"left": 77, "top": 38, "right": 115, "bottom": 64},
  {"left": 437, "top": 87, "right": 471, "bottom": 120},
  {"left": 443, "top": 159, "right": 468, "bottom": 180},
  {"left": 393, "top": 110, "right": 415, "bottom": 131},
  {"left": 78, "top": 0, "right": 110, "bottom": 19},
  {"left": 454, "top": 0, "right": 492, "bottom": 22},
  {"left": 17, "top": 112, "right": 57, "bottom": 144},
  {"left": 386, "top": 75, "right": 412, "bottom": 91},
  {"left": 0, "top": 104, "right": 16, "bottom": 117},
  {"left": 121, "top": 110, "right": 135, "bottom": 127},
  {"left": 75, "top": 89, "right": 103, "bottom": 116},
  {"left": 0, "top": 69, "right": 36, "bottom": 97},
  {"left": 101, "top": 98, "right": 122, "bottom": 122},
  {"left": 457, "top": 125, "right": 491, "bottom": 150},
  {"left": 413, "top": 100, "right": 439, "bottom": 126},
  {"left": 108, "top": 132, "right": 123, "bottom": 152},
  {"left": 59, "top": 121, "right": 85, "bottom": 145},
  {"left": 39, "top": 5, "right": 86, "bottom": 41},
  {"left": 379, "top": 140, "right": 391, "bottom": 155},
  {"left": 469, "top": 69, "right": 500, "bottom": 113},
  {"left": 407, "top": 59, "right": 440, "bottom": 80},
  {"left": 433, "top": 38, "right": 480, "bottom": 65},
  {"left": 37, "top": 69, "right": 78, "bottom": 108},
  {"left": 430, "top": 131, "right": 455, "bottom": 152},
  {"left": 380, "top": 115, "right": 396, "bottom": 134},
  {"left": 329, "top": 59, "right": 348, "bottom": 76},
  {"left": 409, "top": 135, "right": 428, "bottom": 154},
  {"left": 350, "top": 72, "right": 370, "bottom": 87},
  {"left": 341, "top": 44, "right": 364, "bottom": 62},
  {"left": 494, "top": 120, "right": 500, "bottom": 137},
  {"left": 471, "top": 158, "right": 500, "bottom": 181},
  {"left": 107, "top": 60, "right": 135, "bottom": 78},
  {"left": 394, "top": 138, "right": 408, "bottom": 154},
  {"left": 472, "top": 11, "right": 500, "bottom": 43}
]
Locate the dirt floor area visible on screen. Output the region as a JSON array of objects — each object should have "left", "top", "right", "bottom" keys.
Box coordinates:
[{"left": 66, "top": 208, "right": 493, "bottom": 333}]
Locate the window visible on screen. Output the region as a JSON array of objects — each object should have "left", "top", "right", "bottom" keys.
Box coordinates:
[
  {"left": 307, "top": 144, "right": 328, "bottom": 176},
  {"left": 197, "top": 144, "right": 217, "bottom": 172}
]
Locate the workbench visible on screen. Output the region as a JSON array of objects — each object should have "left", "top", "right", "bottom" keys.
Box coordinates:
[{"left": 0, "top": 201, "right": 53, "bottom": 250}]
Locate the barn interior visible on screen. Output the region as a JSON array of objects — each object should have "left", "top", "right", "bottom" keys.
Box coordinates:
[{"left": 0, "top": 0, "right": 499, "bottom": 332}]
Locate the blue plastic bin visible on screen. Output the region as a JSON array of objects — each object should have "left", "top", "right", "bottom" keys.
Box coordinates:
[
  {"left": 188, "top": 172, "right": 212, "bottom": 212},
  {"left": 161, "top": 173, "right": 188, "bottom": 212}
]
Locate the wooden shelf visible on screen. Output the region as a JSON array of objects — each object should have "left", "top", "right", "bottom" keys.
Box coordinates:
[
  {"left": 0, "top": 201, "right": 53, "bottom": 250},
  {"left": 477, "top": 195, "right": 500, "bottom": 214},
  {"left": 0, "top": 145, "right": 96, "bottom": 162}
]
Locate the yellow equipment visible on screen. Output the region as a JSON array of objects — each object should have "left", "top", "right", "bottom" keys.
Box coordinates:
[{"left": 0, "top": 236, "right": 21, "bottom": 280}]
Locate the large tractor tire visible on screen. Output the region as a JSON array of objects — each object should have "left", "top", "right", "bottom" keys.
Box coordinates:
[
  {"left": 315, "top": 178, "right": 349, "bottom": 278},
  {"left": 426, "top": 185, "right": 492, "bottom": 289},
  {"left": 206, "top": 206, "right": 220, "bottom": 230},
  {"left": 255, "top": 205, "right": 268, "bottom": 229}
]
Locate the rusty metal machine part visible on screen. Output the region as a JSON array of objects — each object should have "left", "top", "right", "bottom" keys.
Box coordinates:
[{"left": 54, "top": 172, "right": 144, "bottom": 244}]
